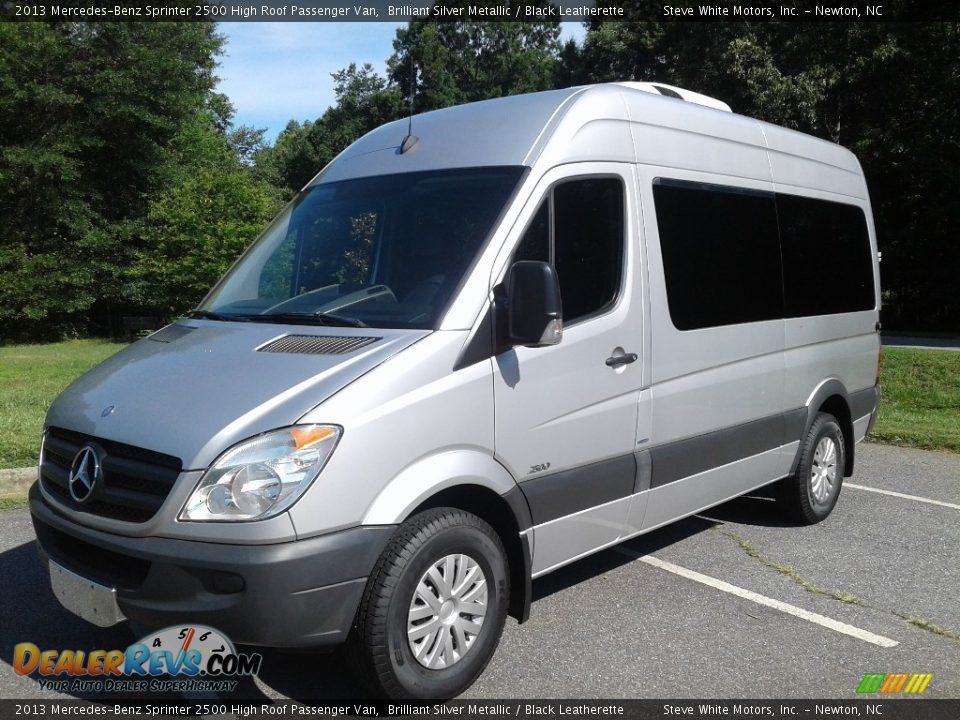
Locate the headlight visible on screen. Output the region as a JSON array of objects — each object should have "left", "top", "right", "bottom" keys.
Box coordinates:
[{"left": 179, "top": 425, "right": 341, "bottom": 522}]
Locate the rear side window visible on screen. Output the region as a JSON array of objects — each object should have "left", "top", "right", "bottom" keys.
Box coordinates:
[
  {"left": 652, "top": 179, "right": 876, "bottom": 330},
  {"left": 777, "top": 194, "right": 875, "bottom": 316},
  {"left": 515, "top": 177, "right": 624, "bottom": 323},
  {"left": 652, "top": 180, "right": 782, "bottom": 330}
]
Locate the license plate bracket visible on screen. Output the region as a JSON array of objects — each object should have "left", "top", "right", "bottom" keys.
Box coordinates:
[{"left": 49, "top": 560, "right": 126, "bottom": 627}]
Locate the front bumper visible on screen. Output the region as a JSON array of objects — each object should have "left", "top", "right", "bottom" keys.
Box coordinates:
[{"left": 30, "top": 484, "right": 395, "bottom": 648}]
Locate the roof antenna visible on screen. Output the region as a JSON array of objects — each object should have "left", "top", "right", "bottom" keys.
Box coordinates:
[{"left": 400, "top": 55, "right": 419, "bottom": 154}]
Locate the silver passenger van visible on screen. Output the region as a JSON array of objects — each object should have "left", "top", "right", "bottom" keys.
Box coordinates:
[{"left": 31, "top": 82, "right": 881, "bottom": 699}]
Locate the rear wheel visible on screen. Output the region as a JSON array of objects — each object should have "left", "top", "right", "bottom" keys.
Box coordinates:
[
  {"left": 778, "top": 412, "right": 845, "bottom": 524},
  {"left": 349, "top": 508, "right": 509, "bottom": 699}
]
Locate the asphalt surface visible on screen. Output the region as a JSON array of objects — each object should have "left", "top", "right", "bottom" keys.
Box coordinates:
[
  {"left": 881, "top": 335, "right": 960, "bottom": 352},
  {"left": 1, "top": 442, "right": 957, "bottom": 701}
]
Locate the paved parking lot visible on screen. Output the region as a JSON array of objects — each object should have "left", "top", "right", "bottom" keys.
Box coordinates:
[{"left": 1, "top": 442, "right": 957, "bottom": 701}]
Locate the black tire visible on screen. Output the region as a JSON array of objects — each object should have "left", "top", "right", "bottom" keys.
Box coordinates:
[
  {"left": 778, "top": 412, "right": 846, "bottom": 524},
  {"left": 348, "top": 508, "right": 509, "bottom": 699}
]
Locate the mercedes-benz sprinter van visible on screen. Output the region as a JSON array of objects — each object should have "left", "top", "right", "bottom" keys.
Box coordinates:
[{"left": 30, "top": 82, "right": 881, "bottom": 699}]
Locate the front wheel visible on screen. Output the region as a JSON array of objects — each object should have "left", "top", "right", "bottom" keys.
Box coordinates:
[
  {"left": 777, "top": 412, "right": 846, "bottom": 524},
  {"left": 349, "top": 508, "right": 509, "bottom": 699}
]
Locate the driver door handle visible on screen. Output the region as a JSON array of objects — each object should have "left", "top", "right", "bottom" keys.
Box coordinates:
[{"left": 605, "top": 352, "right": 638, "bottom": 368}]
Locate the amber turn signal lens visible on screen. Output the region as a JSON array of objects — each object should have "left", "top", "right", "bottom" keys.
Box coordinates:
[{"left": 290, "top": 426, "right": 338, "bottom": 449}]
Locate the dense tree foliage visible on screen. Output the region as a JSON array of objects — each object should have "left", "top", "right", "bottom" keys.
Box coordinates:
[
  {"left": 0, "top": 18, "right": 956, "bottom": 338},
  {"left": 0, "top": 23, "right": 217, "bottom": 336},
  {"left": 389, "top": 18, "right": 561, "bottom": 111},
  {"left": 0, "top": 23, "right": 280, "bottom": 339},
  {"left": 126, "top": 114, "right": 282, "bottom": 318}
]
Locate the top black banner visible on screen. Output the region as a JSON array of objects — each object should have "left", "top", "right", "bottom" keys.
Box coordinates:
[{"left": 2, "top": 0, "right": 958, "bottom": 22}]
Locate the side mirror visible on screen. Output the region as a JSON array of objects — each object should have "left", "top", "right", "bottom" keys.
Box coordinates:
[{"left": 505, "top": 261, "right": 563, "bottom": 347}]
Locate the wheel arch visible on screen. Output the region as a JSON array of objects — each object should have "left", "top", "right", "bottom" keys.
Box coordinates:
[
  {"left": 361, "top": 449, "right": 533, "bottom": 623},
  {"left": 797, "top": 379, "right": 855, "bottom": 477}
]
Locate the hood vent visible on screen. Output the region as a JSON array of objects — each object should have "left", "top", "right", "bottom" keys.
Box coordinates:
[{"left": 258, "top": 334, "right": 380, "bottom": 356}]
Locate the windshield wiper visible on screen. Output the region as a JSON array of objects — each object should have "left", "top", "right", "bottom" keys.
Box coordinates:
[
  {"left": 246, "top": 312, "right": 368, "bottom": 328},
  {"left": 185, "top": 310, "right": 248, "bottom": 322}
]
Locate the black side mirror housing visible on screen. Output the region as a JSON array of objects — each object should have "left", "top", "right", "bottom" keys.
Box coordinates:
[{"left": 505, "top": 261, "right": 563, "bottom": 348}]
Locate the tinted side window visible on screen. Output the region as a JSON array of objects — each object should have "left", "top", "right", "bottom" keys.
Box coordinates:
[
  {"left": 554, "top": 180, "right": 624, "bottom": 321},
  {"left": 777, "top": 194, "right": 875, "bottom": 316},
  {"left": 653, "top": 180, "right": 782, "bottom": 330},
  {"left": 515, "top": 177, "right": 625, "bottom": 323},
  {"left": 514, "top": 200, "right": 550, "bottom": 264}
]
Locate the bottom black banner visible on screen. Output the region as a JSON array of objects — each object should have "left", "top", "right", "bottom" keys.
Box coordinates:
[{"left": 2, "top": 699, "right": 960, "bottom": 720}]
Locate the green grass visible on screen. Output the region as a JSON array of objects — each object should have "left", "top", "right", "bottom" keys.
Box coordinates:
[
  {"left": 0, "top": 340, "right": 125, "bottom": 468},
  {"left": 0, "top": 496, "right": 29, "bottom": 511},
  {"left": 893, "top": 612, "right": 960, "bottom": 642},
  {"left": 872, "top": 347, "right": 960, "bottom": 454}
]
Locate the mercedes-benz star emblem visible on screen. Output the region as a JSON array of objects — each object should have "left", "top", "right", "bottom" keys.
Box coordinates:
[{"left": 68, "top": 446, "right": 102, "bottom": 504}]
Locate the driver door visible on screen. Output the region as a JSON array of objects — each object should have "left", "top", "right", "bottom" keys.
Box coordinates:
[{"left": 493, "top": 164, "right": 646, "bottom": 576}]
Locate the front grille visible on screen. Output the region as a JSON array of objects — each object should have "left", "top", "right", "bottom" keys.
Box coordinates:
[
  {"left": 40, "top": 427, "right": 182, "bottom": 523},
  {"left": 258, "top": 334, "right": 380, "bottom": 355}
]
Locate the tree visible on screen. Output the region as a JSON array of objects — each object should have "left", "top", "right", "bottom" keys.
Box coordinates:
[
  {"left": 252, "top": 120, "right": 324, "bottom": 197},
  {"left": 228, "top": 125, "right": 269, "bottom": 166},
  {"left": 253, "top": 63, "right": 405, "bottom": 197},
  {"left": 0, "top": 22, "right": 223, "bottom": 339},
  {"left": 388, "top": 13, "right": 562, "bottom": 112},
  {"left": 126, "top": 87, "right": 280, "bottom": 317},
  {"left": 127, "top": 114, "right": 282, "bottom": 319}
]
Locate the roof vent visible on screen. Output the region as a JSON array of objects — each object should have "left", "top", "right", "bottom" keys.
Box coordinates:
[
  {"left": 257, "top": 334, "right": 380, "bottom": 356},
  {"left": 616, "top": 82, "right": 732, "bottom": 113},
  {"left": 652, "top": 84, "right": 683, "bottom": 99}
]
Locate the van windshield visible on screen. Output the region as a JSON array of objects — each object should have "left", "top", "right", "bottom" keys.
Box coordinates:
[{"left": 198, "top": 167, "right": 525, "bottom": 329}]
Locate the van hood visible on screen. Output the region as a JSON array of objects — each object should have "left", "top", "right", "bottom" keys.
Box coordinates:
[{"left": 46, "top": 321, "right": 429, "bottom": 469}]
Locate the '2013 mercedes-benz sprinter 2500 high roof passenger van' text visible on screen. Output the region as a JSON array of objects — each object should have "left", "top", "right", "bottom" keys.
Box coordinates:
[{"left": 30, "top": 82, "right": 881, "bottom": 699}]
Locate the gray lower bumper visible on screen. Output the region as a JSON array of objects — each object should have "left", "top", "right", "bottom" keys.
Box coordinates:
[{"left": 30, "top": 484, "right": 395, "bottom": 648}]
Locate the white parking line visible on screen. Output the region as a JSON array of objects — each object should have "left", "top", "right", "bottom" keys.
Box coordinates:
[
  {"left": 845, "top": 482, "right": 960, "bottom": 511},
  {"left": 615, "top": 550, "right": 899, "bottom": 648}
]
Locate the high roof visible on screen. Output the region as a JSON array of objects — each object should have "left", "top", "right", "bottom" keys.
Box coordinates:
[
  {"left": 308, "top": 82, "right": 864, "bottom": 199},
  {"left": 308, "top": 86, "right": 585, "bottom": 184}
]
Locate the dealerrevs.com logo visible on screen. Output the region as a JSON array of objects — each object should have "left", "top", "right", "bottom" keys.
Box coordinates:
[{"left": 14, "top": 625, "right": 262, "bottom": 693}]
